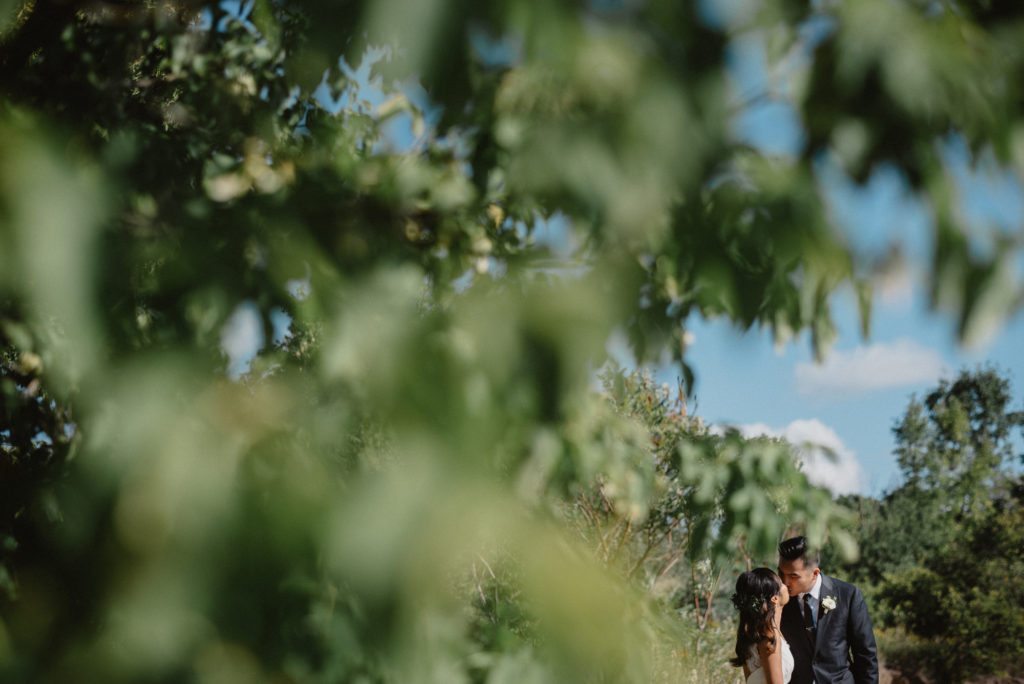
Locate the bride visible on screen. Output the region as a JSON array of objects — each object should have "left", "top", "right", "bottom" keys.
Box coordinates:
[{"left": 730, "top": 568, "right": 794, "bottom": 684}]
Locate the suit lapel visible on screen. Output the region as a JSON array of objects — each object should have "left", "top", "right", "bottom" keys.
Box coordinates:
[{"left": 813, "top": 575, "right": 832, "bottom": 656}]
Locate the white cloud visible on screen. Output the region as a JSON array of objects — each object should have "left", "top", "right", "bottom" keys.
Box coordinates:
[
  {"left": 795, "top": 338, "right": 947, "bottom": 397},
  {"left": 730, "top": 419, "right": 865, "bottom": 496}
]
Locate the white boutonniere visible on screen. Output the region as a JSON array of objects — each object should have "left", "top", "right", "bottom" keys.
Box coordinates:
[{"left": 821, "top": 596, "right": 837, "bottom": 614}]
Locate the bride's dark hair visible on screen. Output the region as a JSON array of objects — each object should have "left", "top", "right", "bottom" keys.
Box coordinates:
[{"left": 730, "top": 567, "right": 781, "bottom": 668}]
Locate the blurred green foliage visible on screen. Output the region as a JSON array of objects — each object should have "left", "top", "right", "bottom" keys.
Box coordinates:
[{"left": 3, "top": 0, "right": 1024, "bottom": 681}]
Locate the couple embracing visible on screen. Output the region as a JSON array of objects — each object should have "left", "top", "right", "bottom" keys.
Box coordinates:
[{"left": 730, "top": 536, "right": 878, "bottom": 684}]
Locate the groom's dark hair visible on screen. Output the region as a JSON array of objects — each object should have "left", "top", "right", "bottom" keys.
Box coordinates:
[{"left": 779, "top": 535, "right": 819, "bottom": 568}]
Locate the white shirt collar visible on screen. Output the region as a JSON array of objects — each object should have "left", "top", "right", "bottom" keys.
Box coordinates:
[{"left": 809, "top": 572, "right": 822, "bottom": 601}]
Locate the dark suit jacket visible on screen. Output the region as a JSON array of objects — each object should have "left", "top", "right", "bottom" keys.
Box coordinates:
[{"left": 779, "top": 574, "right": 879, "bottom": 684}]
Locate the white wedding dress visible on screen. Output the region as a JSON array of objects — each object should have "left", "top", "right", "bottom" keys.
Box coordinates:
[{"left": 745, "top": 638, "right": 794, "bottom": 684}]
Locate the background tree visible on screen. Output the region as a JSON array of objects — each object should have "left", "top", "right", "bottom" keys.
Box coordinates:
[
  {"left": 835, "top": 366, "right": 1024, "bottom": 585},
  {"left": 895, "top": 366, "right": 1023, "bottom": 500},
  {"left": 877, "top": 483, "right": 1024, "bottom": 682}
]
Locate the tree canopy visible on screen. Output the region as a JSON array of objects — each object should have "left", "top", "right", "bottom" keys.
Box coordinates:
[{"left": 3, "top": 0, "right": 1024, "bottom": 681}]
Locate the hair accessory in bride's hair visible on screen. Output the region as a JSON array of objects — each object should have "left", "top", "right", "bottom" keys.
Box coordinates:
[{"left": 731, "top": 592, "right": 762, "bottom": 612}]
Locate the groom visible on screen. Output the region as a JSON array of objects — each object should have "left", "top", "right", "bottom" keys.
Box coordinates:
[{"left": 778, "top": 535, "right": 878, "bottom": 684}]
